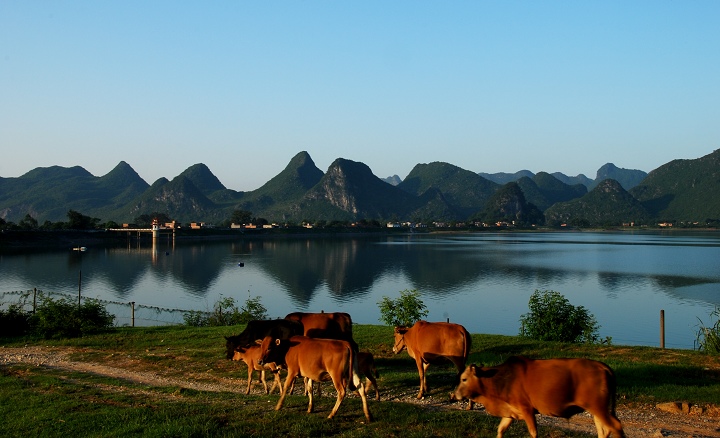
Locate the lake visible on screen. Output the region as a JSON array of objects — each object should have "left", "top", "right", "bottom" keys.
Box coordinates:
[{"left": 2, "top": 230, "right": 719, "bottom": 350}]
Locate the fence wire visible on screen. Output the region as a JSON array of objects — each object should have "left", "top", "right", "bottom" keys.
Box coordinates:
[{"left": 0, "top": 289, "right": 211, "bottom": 327}]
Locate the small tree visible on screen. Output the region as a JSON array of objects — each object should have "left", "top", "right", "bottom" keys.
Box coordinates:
[
  {"left": 238, "top": 296, "right": 268, "bottom": 324},
  {"left": 378, "top": 289, "right": 428, "bottom": 327},
  {"left": 519, "top": 289, "right": 600, "bottom": 344}
]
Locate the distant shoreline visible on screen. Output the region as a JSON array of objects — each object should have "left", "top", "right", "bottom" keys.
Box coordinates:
[{"left": 1, "top": 226, "right": 716, "bottom": 251}]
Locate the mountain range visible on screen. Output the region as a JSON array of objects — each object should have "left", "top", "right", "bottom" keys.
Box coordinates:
[{"left": 1, "top": 149, "right": 718, "bottom": 227}]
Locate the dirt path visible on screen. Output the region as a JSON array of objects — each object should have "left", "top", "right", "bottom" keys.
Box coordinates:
[{"left": 2, "top": 346, "right": 719, "bottom": 437}]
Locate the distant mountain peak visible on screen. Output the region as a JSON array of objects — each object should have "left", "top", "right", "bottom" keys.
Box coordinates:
[{"left": 178, "top": 163, "right": 226, "bottom": 195}]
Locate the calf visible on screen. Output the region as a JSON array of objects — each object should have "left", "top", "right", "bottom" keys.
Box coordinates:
[
  {"left": 258, "top": 335, "right": 372, "bottom": 422},
  {"left": 357, "top": 351, "right": 380, "bottom": 401},
  {"left": 452, "top": 356, "right": 625, "bottom": 438},
  {"left": 224, "top": 319, "right": 303, "bottom": 360},
  {"left": 231, "top": 344, "right": 282, "bottom": 395}
]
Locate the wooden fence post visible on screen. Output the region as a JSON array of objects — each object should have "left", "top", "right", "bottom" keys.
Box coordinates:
[
  {"left": 660, "top": 309, "right": 665, "bottom": 349},
  {"left": 131, "top": 302, "right": 135, "bottom": 327}
]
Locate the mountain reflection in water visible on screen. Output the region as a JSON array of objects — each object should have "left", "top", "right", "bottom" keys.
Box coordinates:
[{"left": 1, "top": 231, "right": 719, "bottom": 349}]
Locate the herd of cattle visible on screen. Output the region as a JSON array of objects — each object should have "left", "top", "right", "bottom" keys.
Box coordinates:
[{"left": 224, "top": 311, "right": 625, "bottom": 438}]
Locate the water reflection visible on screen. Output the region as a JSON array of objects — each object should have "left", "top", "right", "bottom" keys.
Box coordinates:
[{"left": 2, "top": 232, "right": 719, "bottom": 348}]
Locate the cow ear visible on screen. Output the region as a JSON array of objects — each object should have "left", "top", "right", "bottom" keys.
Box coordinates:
[{"left": 224, "top": 336, "right": 229, "bottom": 340}]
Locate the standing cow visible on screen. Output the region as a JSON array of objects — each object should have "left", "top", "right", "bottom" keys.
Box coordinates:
[
  {"left": 258, "top": 335, "right": 373, "bottom": 422},
  {"left": 284, "top": 311, "right": 359, "bottom": 351},
  {"left": 452, "top": 356, "right": 625, "bottom": 438},
  {"left": 393, "top": 320, "right": 471, "bottom": 400}
]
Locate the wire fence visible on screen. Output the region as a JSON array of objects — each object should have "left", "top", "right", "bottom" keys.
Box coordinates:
[{"left": 0, "top": 289, "right": 211, "bottom": 327}]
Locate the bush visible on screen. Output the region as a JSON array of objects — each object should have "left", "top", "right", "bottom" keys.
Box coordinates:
[
  {"left": 30, "top": 297, "right": 115, "bottom": 339},
  {"left": 696, "top": 307, "right": 720, "bottom": 353},
  {"left": 378, "top": 289, "right": 428, "bottom": 327},
  {"left": 0, "top": 304, "right": 32, "bottom": 337},
  {"left": 519, "top": 289, "right": 601, "bottom": 344},
  {"left": 184, "top": 296, "right": 267, "bottom": 327}
]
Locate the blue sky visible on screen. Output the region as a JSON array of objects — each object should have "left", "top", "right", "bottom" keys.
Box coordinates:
[{"left": 1, "top": 1, "right": 718, "bottom": 191}]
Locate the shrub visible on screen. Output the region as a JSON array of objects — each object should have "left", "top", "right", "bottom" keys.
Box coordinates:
[
  {"left": 378, "top": 289, "right": 428, "bottom": 327},
  {"left": 0, "top": 304, "right": 32, "bottom": 337},
  {"left": 30, "top": 297, "right": 115, "bottom": 339},
  {"left": 519, "top": 289, "right": 601, "bottom": 344},
  {"left": 184, "top": 296, "right": 267, "bottom": 327},
  {"left": 696, "top": 307, "right": 720, "bottom": 353}
]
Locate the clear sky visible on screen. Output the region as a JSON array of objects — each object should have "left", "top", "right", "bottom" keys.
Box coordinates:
[{"left": 1, "top": 2, "right": 718, "bottom": 192}]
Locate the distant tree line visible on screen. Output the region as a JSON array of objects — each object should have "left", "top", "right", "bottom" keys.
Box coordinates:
[{"left": 3, "top": 208, "right": 718, "bottom": 233}]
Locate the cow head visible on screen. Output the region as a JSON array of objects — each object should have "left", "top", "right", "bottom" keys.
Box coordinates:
[
  {"left": 452, "top": 364, "right": 479, "bottom": 401},
  {"left": 257, "top": 336, "right": 280, "bottom": 366},
  {"left": 392, "top": 327, "right": 409, "bottom": 354},
  {"left": 224, "top": 336, "right": 237, "bottom": 360}
]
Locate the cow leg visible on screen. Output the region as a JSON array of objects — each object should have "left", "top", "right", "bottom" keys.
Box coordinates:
[
  {"left": 364, "top": 375, "right": 380, "bottom": 401},
  {"left": 245, "top": 368, "right": 253, "bottom": 395},
  {"left": 327, "top": 378, "right": 346, "bottom": 419},
  {"left": 306, "top": 378, "right": 315, "bottom": 413},
  {"left": 269, "top": 369, "right": 282, "bottom": 394},
  {"left": 592, "top": 413, "right": 625, "bottom": 438},
  {"left": 415, "top": 359, "right": 429, "bottom": 398},
  {"left": 259, "top": 369, "right": 269, "bottom": 394},
  {"left": 520, "top": 412, "right": 539, "bottom": 438},
  {"left": 303, "top": 377, "right": 310, "bottom": 396},
  {"left": 496, "top": 417, "right": 514, "bottom": 438},
  {"left": 275, "top": 370, "right": 297, "bottom": 411},
  {"left": 355, "top": 373, "right": 373, "bottom": 422}
]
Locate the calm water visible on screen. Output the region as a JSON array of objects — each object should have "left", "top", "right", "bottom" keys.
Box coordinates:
[{"left": 2, "top": 231, "right": 719, "bottom": 350}]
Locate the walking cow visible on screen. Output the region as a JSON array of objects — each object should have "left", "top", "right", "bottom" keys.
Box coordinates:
[
  {"left": 451, "top": 356, "right": 625, "bottom": 438},
  {"left": 393, "top": 320, "right": 471, "bottom": 400}
]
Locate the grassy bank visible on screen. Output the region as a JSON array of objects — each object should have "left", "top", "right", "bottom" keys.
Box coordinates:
[{"left": 2, "top": 325, "right": 720, "bottom": 437}]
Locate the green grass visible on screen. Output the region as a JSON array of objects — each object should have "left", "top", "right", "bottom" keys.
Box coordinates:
[{"left": 2, "top": 324, "right": 720, "bottom": 437}]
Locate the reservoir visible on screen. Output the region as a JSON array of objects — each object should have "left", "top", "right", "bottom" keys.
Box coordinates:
[{"left": 1, "top": 230, "right": 719, "bottom": 350}]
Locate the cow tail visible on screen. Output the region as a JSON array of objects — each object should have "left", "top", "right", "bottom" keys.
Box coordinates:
[
  {"left": 464, "top": 327, "right": 472, "bottom": 363},
  {"left": 607, "top": 365, "right": 618, "bottom": 416},
  {"left": 347, "top": 345, "right": 358, "bottom": 391}
]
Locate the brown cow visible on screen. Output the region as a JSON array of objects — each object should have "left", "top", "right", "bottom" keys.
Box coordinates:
[
  {"left": 452, "top": 356, "right": 625, "bottom": 438},
  {"left": 304, "top": 351, "right": 380, "bottom": 400},
  {"left": 258, "top": 335, "right": 372, "bottom": 422},
  {"left": 231, "top": 344, "right": 282, "bottom": 395},
  {"left": 393, "top": 320, "right": 471, "bottom": 400},
  {"left": 284, "top": 311, "right": 359, "bottom": 351}
]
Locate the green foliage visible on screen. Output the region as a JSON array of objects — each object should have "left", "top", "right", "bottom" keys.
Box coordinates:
[
  {"left": 67, "top": 210, "right": 101, "bottom": 230},
  {"left": 30, "top": 297, "right": 115, "bottom": 339},
  {"left": 229, "top": 209, "right": 253, "bottom": 226},
  {"left": 378, "top": 289, "right": 428, "bottom": 327},
  {"left": 696, "top": 307, "right": 720, "bottom": 353},
  {"left": 183, "top": 296, "right": 267, "bottom": 327},
  {"left": 519, "top": 289, "right": 601, "bottom": 344},
  {"left": 0, "top": 304, "right": 32, "bottom": 337}
]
